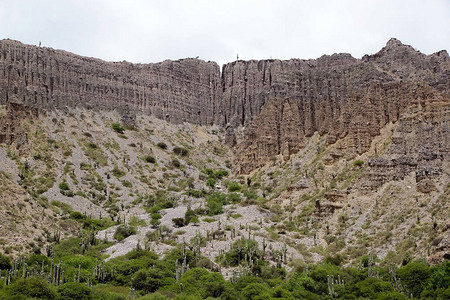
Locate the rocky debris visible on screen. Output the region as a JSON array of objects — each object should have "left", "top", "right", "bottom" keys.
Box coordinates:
[
  {"left": 0, "top": 99, "right": 38, "bottom": 148},
  {"left": 314, "top": 190, "right": 346, "bottom": 220},
  {"left": 429, "top": 222, "right": 450, "bottom": 264},
  {"left": 288, "top": 178, "right": 310, "bottom": 191},
  {"left": 361, "top": 98, "right": 450, "bottom": 191},
  {"left": 224, "top": 126, "right": 237, "bottom": 147}
]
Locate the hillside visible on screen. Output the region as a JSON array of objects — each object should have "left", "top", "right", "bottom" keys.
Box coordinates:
[{"left": 0, "top": 38, "right": 449, "bottom": 299}]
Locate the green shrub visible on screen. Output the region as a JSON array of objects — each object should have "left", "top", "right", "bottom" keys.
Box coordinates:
[
  {"left": 227, "top": 192, "right": 241, "bottom": 203},
  {"left": 172, "top": 217, "right": 186, "bottom": 227},
  {"left": 242, "top": 282, "right": 271, "bottom": 300},
  {"left": 51, "top": 200, "right": 73, "bottom": 214},
  {"left": 69, "top": 211, "right": 85, "bottom": 220},
  {"left": 86, "top": 142, "right": 98, "bottom": 149},
  {"left": 157, "top": 142, "right": 167, "bottom": 150},
  {"left": 6, "top": 277, "right": 57, "bottom": 299},
  {"left": 173, "top": 147, "right": 189, "bottom": 156},
  {"left": 113, "top": 225, "right": 137, "bottom": 241},
  {"left": 397, "top": 261, "right": 431, "bottom": 298},
  {"left": 0, "top": 253, "right": 11, "bottom": 269},
  {"left": 206, "top": 178, "right": 216, "bottom": 189},
  {"left": 121, "top": 180, "right": 132, "bottom": 188},
  {"left": 112, "top": 123, "right": 125, "bottom": 134},
  {"left": 186, "top": 189, "right": 205, "bottom": 198},
  {"left": 112, "top": 165, "right": 126, "bottom": 178},
  {"left": 151, "top": 213, "right": 162, "bottom": 220},
  {"left": 215, "top": 169, "right": 229, "bottom": 179},
  {"left": 171, "top": 158, "right": 181, "bottom": 168},
  {"left": 58, "top": 282, "right": 93, "bottom": 300},
  {"left": 143, "top": 155, "right": 156, "bottom": 163},
  {"left": 354, "top": 160, "right": 364, "bottom": 167},
  {"left": 59, "top": 181, "right": 70, "bottom": 191},
  {"left": 150, "top": 219, "right": 161, "bottom": 227},
  {"left": 228, "top": 181, "right": 242, "bottom": 192}
]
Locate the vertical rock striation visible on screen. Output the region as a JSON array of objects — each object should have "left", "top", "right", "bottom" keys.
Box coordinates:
[
  {"left": 0, "top": 38, "right": 449, "bottom": 174},
  {"left": 0, "top": 39, "right": 221, "bottom": 126}
]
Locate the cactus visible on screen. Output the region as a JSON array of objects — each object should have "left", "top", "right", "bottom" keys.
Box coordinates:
[{"left": 327, "top": 275, "right": 337, "bottom": 298}]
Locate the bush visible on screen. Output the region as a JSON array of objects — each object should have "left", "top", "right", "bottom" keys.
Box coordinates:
[
  {"left": 227, "top": 192, "right": 241, "bottom": 203},
  {"left": 242, "top": 282, "right": 271, "bottom": 300},
  {"left": 86, "top": 142, "right": 98, "bottom": 149},
  {"left": 228, "top": 181, "right": 242, "bottom": 192},
  {"left": 143, "top": 155, "right": 156, "bottom": 164},
  {"left": 172, "top": 217, "right": 186, "bottom": 227},
  {"left": 58, "top": 282, "right": 93, "bottom": 300},
  {"left": 0, "top": 253, "right": 11, "bottom": 269},
  {"left": 157, "top": 142, "right": 167, "bottom": 150},
  {"left": 206, "top": 178, "right": 216, "bottom": 189},
  {"left": 6, "top": 277, "right": 57, "bottom": 299},
  {"left": 171, "top": 158, "right": 181, "bottom": 168},
  {"left": 150, "top": 219, "right": 161, "bottom": 227},
  {"left": 151, "top": 213, "right": 162, "bottom": 220},
  {"left": 185, "top": 207, "right": 196, "bottom": 224},
  {"left": 354, "top": 160, "right": 364, "bottom": 167},
  {"left": 112, "top": 123, "right": 125, "bottom": 134},
  {"left": 215, "top": 169, "right": 229, "bottom": 179},
  {"left": 113, "top": 225, "right": 137, "bottom": 241},
  {"left": 59, "top": 181, "right": 70, "bottom": 191},
  {"left": 397, "top": 261, "right": 431, "bottom": 297},
  {"left": 173, "top": 147, "right": 189, "bottom": 156},
  {"left": 69, "top": 211, "right": 85, "bottom": 220},
  {"left": 187, "top": 189, "right": 205, "bottom": 198},
  {"left": 112, "top": 165, "right": 126, "bottom": 178}
]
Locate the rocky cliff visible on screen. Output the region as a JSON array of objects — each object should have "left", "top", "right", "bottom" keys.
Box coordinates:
[
  {"left": 233, "top": 40, "right": 450, "bottom": 173},
  {"left": 0, "top": 98, "right": 38, "bottom": 148},
  {"left": 1, "top": 38, "right": 449, "bottom": 173},
  {"left": 0, "top": 39, "right": 221, "bottom": 126}
]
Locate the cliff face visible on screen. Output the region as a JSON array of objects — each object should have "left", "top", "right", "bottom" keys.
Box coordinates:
[
  {"left": 0, "top": 40, "right": 221, "bottom": 126},
  {"left": 233, "top": 40, "right": 450, "bottom": 173},
  {"left": 0, "top": 38, "right": 449, "bottom": 173},
  {"left": 361, "top": 95, "right": 450, "bottom": 193},
  {"left": 0, "top": 99, "right": 38, "bottom": 148}
]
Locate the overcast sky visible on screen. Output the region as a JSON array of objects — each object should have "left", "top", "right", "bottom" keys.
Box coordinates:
[{"left": 0, "top": 0, "right": 449, "bottom": 66}]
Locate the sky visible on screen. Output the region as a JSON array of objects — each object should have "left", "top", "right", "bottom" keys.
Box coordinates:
[{"left": 0, "top": 0, "right": 449, "bottom": 66}]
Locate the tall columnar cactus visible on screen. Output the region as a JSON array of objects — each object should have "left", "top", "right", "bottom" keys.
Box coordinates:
[{"left": 327, "top": 275, "right": 338, "bottom": 298}]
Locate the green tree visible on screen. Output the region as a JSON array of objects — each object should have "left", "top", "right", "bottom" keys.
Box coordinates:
[
  {"left": 0, "top": 253, "right": 11, "bottom": 269},
  {"left": 397, "top": 261, "right": 431, "bottom": 297},
  {"left": 241, "top": 282, "right": 271, "bottom": 300},
  {"left": 355, "top": 277, "right": 393, "bottom": 299},
  {"left": 6, "top": 277, "right": 57, "bottom": 299},
  {"left": 58, "top": 282, "right": 93, "bottom": 300}
]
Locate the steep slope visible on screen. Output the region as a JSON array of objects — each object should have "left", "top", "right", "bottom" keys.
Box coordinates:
[{"left": 0, "top": 38, "right": 449, "bottom": 267}]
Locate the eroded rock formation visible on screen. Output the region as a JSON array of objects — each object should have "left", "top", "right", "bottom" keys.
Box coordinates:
[
  {"left": 0, "top": 39, "right": 221, "bottom": 125},
  {"left": 0, "top": 38, "right": 449, "bottom": 174},
  {"left": 233, "top": 40, "right": 449, "bottom": 173},
  {"left": 0, "top": 99, "right": 38, "bottom": 148},
  {"left": 361, "top": 95, "right": 450, "bottom": 192}
]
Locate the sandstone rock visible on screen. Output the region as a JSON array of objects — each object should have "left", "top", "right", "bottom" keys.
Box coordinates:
[
  {"left": 288, "top": 178, "right": 311, "bottom": 191},
  {"left": 0, "top": 98, "right": 38, "bottom": 148},
  {"left": 0, "top": 40, "right": 221, "bottom": 125},
  {"left": 361, "top": 99, "right": 450, "bottom": 191},
  {"left": 0, "top": 38, "right": 448, "bottom": 175},
  {"left": 314, "top": 190, "right": 346, "bottom": 220}
]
